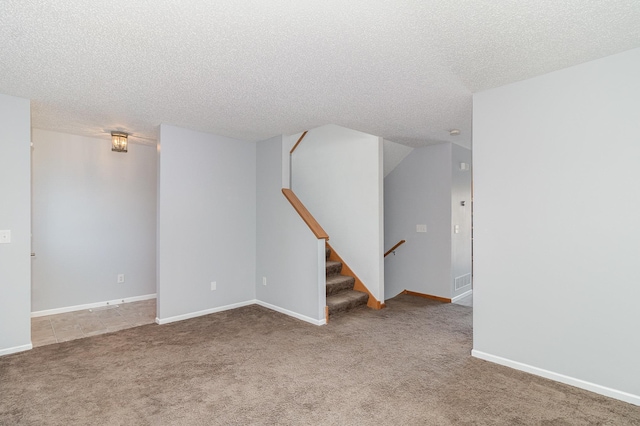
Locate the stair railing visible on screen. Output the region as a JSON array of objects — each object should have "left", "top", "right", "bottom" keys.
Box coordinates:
[
  {"left": 384, "top": 239, "right": 406, "bottom": 257},
  {"left": 289, "top": 131, "right": 308, "bottom": 189},
  {"left": 281, "top": 188, "right": 329, "bottom": 240},
  {"left": 289, "top": 130, "right": 308, "bottom": 155}
]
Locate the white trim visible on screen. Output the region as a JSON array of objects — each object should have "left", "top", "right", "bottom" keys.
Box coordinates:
[
  {"left": 155, "top": 300, "right": 255, "bottom": 325},
  {"left": 0, "top": 343, "right": 32, "bottom": 356},
  {"left": 452, "top": 289, "right": 473, "bottom": 303},
  {"left": 31, "top": 294, "right": 157, "bottom": 318},
  {"left": 472, "top": 350, "right": 640, "bottom": 406},
  {"left": 256, "top": 300, "right": 326, "bottom": 326},
  {"left": 155, "top": 299, "right": 327, "bottom": 326},
  {"left": 317, "top": 239, "right": 327, "bottom": 322}
]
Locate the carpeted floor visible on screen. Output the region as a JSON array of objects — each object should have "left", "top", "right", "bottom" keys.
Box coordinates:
[{"left": 1, "top": 294, "right": 639, "bottom": 425}]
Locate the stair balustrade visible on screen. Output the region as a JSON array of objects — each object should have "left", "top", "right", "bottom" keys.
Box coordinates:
[{"left": 384, "top": 239, "right": 406, "bottom": 257}]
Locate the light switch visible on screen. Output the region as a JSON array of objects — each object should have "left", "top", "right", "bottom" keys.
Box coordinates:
[
  {"left": 454, "top": 225, "right": 460, "bottom": 234},
  {"left": 0, "top": 230, "right": 11, "bottom": 244},
  {"left": 416, "top": 224, "right": 427, "bottom": 233}
]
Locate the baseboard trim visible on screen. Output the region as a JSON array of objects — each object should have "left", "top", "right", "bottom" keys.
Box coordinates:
[
  {"left": 0, "top": 343, "right": 32, "bottom": 357},
  {"left": 256, "top": 300, "right": 326, "bottom": 326},
  {"left": 471, "top": 350, "right": 640, "bottom": 406},
  {"left": 452, "top": 289, "right": 472, "bottom": 303},
  {"left": 31, "top": 294, "right": 157, "bottom": 318},
  {"left": 155, "top": 299, "right": 327, "bottom": 327},
  {"left": 156, "top": 300, "right": 255, "bottom": 325},
  {"left": 402, "top": 290, "right": 451, "bottom": 303}
]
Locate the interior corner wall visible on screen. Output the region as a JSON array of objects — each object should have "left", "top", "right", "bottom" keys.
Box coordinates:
[
  {"left": 384, "top": 143, "right": 452, "bottom": 300},
  {"left": 473, "top": 48, "right": 640, "bottom": 403},
  {"left": 31, "top": 130, "right": 157, "bottom": 312},
  {"left": 291, "top": 124, "right": 384, "bottom": 301},
  {"left": 157, "top": 125, "right": 256, "bottom": 321},
  {"left": 281, "top": 132, "right": 304, "bottom": 189},
  {"left": 450, "top": 144, "right": 472, "bottom": 298},
  {"left": 0, "top": 93, "right": 31, "bottom": 355},
  {"left": 255, "top": 135, "right": 324, "bottom": 322}
]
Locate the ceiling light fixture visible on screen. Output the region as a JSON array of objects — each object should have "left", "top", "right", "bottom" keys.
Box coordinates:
[
  {"left": 449, "top": 129, "right": 460, "bottom": 136},
  {"left": 111, "top": 132, "right": 128, "bottom": 153}
]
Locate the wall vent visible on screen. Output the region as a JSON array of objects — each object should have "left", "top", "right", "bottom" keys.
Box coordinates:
[{"left": 455, "top": 273, "right": 472, "bottom": 290}]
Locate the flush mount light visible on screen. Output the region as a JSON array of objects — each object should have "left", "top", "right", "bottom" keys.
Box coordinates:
[
  {"left": 111, "top": 132, "right": 128, "bottom": 153},
  {"left": 450, "top": 129, "right": 460, "bottom": 136}
]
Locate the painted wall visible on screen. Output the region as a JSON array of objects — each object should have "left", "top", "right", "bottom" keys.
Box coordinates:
[
  {"left": 291, "top": 124, "right": 384, "bottom": 302},
  {"left": 0, "top": 93, "right": 31, "bottom": 355},
  {"left": 383, "top": 139, "right": 413, "bottom": 177},
  {"left": 157, "top": 124, "right": 256, "bottom": 321},
  {"left": 384, "top": 143, "right": 452, "bottom": 299},
  {"left": 473, "top": 48, "right": 640, "bottom": 403},
  {"left": 31, "top": 130, "right": 157, "bottom": 312},
  {"left": 255, "top": 135, "right": 325, "bottom": 324},
  {"left": 450, "top": 144, "right": 472, "bottom": 298}
]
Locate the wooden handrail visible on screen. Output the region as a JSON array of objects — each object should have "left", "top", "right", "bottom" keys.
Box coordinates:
[
  {"left": 289, "top": 131, "right": 308, "bottom": 154},
  {"left": 384, "top": 239, "right": 406, "bottom": 257},
  {"left": 282, "top": 188, "right": 329, "bottom": 240}
]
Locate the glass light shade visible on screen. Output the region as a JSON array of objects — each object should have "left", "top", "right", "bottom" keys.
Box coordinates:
[{"left": 111, "top": 132, "right": 128, "bottom": 152}]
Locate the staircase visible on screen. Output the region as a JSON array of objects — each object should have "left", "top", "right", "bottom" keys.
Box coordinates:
[{"left": 325, "top": 245, "right": 369, "bottom": 317}]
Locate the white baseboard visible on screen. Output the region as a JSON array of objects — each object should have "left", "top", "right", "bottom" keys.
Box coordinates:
[
  {"left": 452, "top": 289, "right": 473, "bottom": 303},
  {"left": 0, "top": 343, "right": 33, "bottom": 357},
  {"left": 471, "top": 350, "right": 640, "bottom": 406},
  {"left": 155, "top": 300, "right": 255, "bottom": 325},
  {"left": 255, "top": 300, "right": 326, "bottom": 326},
  {"left": 31, "top": 294, "right": 157, "bottom": 318},
  {"left": 155, "top": 299, "right": 326, "bottom": 326}
]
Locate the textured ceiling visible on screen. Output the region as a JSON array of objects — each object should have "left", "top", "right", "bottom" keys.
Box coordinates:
[{"left": 1, "top": 1, "right": 639, "bottom": 149}]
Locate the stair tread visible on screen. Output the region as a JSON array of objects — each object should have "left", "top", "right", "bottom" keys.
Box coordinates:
[
  {"left": 325, "top": 260, "right": 342, "bottom": 276},
  {"left": 326, "top": 274, "right": 354, "bottom": 285},
  {"left": 326, "top": 290, "right": 369, "bottom": 314},
  {"left": 326, "top": 274, "right": 355, "bottom": 296}
]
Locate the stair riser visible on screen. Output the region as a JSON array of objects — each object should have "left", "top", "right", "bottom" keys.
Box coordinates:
[
  {"left": 327, "top": 291, "right": 369, "bottom": 315},
  {"left": 326, "top": 277, "right": 355, "bottom": 296},
  {"left": 326, "top": 262, "right": 342, "bottom": 276}
]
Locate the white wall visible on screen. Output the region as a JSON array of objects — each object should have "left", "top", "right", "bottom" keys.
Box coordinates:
[
  {"left": 0, "top": 93, "right": 31, "bottom": 355},
  {"left": 291, "top": 124, "right": 384, "bottom": 302},
  {"left": 157, "top": 124, "right": 256, "bottom": 322},
  {"left": 451, "top": 144, "right": 472, "bottom": 298},
  {"left": 255, "top": 135, "right": 325, "bottom": 324},
  {"left": 384, "top": 143, "right": 452, "bottom": 299},
  {"left": 473, "top": 48, "right": 640, "bottom": 404},
  {"left": 31, "top": 130, "right": 157, "bottom": 312}
]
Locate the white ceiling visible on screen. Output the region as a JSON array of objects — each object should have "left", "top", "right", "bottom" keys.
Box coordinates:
[{"left": 1, "top": 1, "right": 639, "bottom": 149}]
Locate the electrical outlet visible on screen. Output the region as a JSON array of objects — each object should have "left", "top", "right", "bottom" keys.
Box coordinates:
[
  {"left": 416, "top": 224, "right": 427, "bottom": 233},
  {"left": 117, "top": 274, "right": 125, "bottom": 283},
  {"left": 262, "top": 277, "right": 267, "bottom": 286},
  {"left": 211, "top": 281, "right": 216, "bottom": 291}
]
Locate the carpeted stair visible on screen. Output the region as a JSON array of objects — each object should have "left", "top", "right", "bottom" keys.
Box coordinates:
[{"left": 325, "top": 246, "right": 369, "bottom": 316}]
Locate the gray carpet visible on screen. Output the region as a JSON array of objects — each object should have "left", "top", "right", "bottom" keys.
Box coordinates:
[{"left": 1, "top": 294, "right": 639, "bottom": 425}]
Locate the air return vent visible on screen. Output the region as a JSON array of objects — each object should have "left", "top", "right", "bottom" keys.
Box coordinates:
[{"left": 455, "top": 273, "right": 472, "bottom": 290}]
